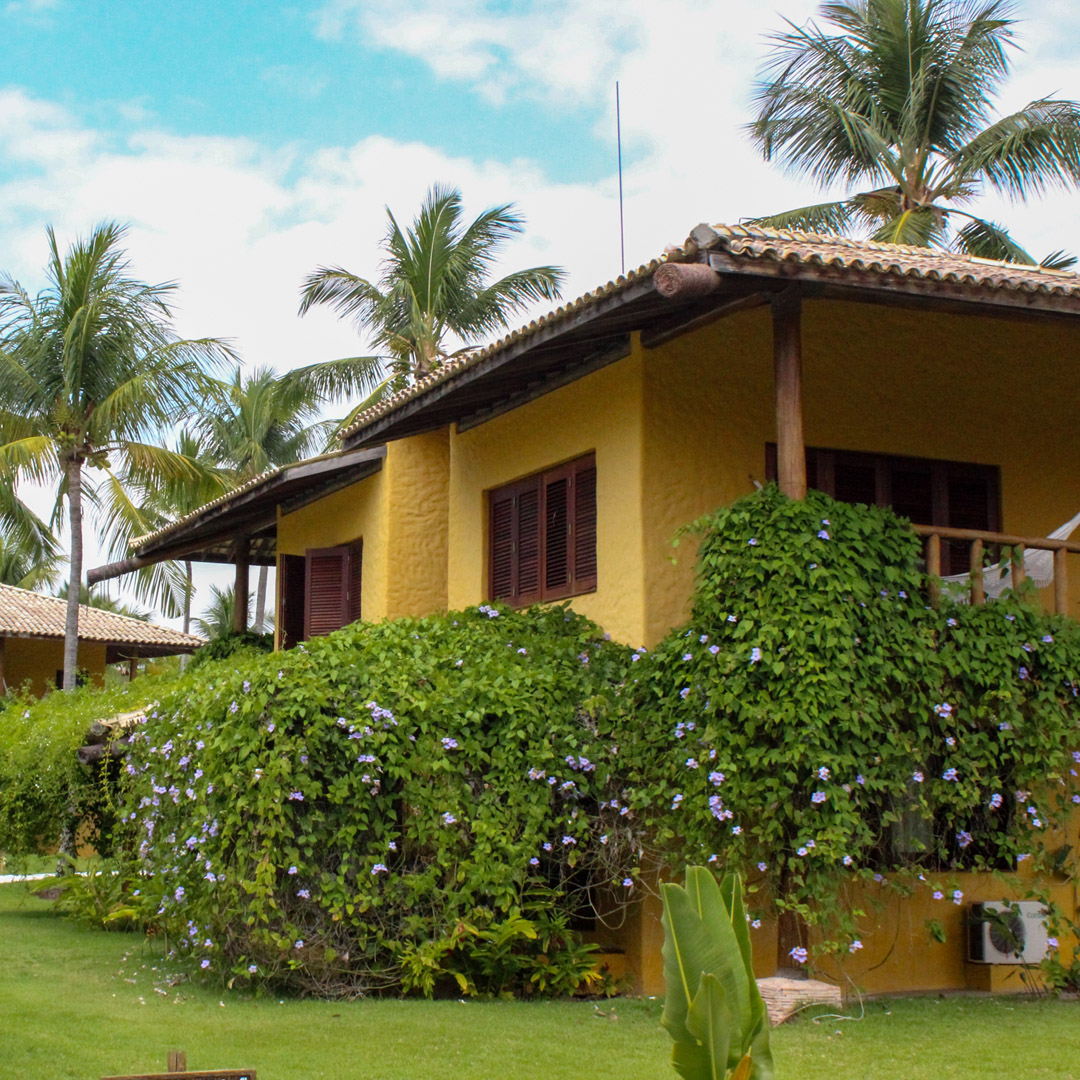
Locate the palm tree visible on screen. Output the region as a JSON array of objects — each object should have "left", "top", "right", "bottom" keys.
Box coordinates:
[
  {"left": 746, "top": 0, "right": 1080, "bottom": 265},
  {"left": 298, "top": 184, "right": 565, "bottom": 384},
  {"left": 0, "top": 486, "right": 62, "bottom": 590},
  {"left": 200, "top": 361, "right": 381, "bottom": 629},
  {"left": 193, "top": 584, "right": 250, "bottom": 640},
  {"left": 0, "top": 222, "right": 232, "bottom": 689}
]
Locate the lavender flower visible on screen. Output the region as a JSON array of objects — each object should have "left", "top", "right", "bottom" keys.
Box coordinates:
[{"left": 789, "top": 946, "right": 808, "bottom": 964}]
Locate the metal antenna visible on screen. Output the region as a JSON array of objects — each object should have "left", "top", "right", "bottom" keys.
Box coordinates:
[{"left": 616, "top": 81, "right": 626, "bottom": 276}]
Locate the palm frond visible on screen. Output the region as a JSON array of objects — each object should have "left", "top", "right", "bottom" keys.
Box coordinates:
[
  {"left": 870, "top": 206, "right": 945, "bottom": 247},
  {"left": 955, "top": 98, "right": 1080, "bottom": 199},
  {"left": 950, "top": 213, "right": 1036, "bottom": 264},
  {"left": 1039, "top": 249, "right": 1077, "bottom": 271},
  {"left": 743, "top": 199, "right": 859, "bottom": 233}
]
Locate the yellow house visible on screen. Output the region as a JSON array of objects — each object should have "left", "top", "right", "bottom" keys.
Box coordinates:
[
  {"left": 93, "top": 224, "right": 1080, "bottom": 997},
  {"left": 0, "top": 583, "right": 202, "bottom": 696}
]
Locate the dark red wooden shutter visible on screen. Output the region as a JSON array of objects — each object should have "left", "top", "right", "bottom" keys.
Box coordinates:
[
  {"left": 490, "top": 487, "right": 515, "bottom": 601},
  {"left": 573, "top": 458, "right": 597, "bottom": 590},
  {"left": 516, "top": 479, "right": 542, "bottom": 604},
  {"left": 347, "top": 540, "right": 363, "bottom": 623},
  {"left": 542, "top": 463, "right": 573, "bottom": 600},
  {"left": 305, "top": 547, "right": 349, "bottom": 638}
]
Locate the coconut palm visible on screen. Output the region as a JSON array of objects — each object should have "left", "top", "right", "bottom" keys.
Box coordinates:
[
  {"left": 0, "top": 485, "right": 62, "bottom": 590},
  {"left": 0, "top": 221, "right": 232, "bottom": 689},
  {"left": 200, "top": 361, "right": 381, "bottom": 629},
  {"left": 298, "top": 184, "right": 565, "bottom": 384},
  {"left": 746, "top": 0, "right": 1080, "bottom": 265}
]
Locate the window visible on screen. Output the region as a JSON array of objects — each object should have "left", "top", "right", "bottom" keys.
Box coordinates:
[
  {"left": 766, "top": 445, "right": 1000, "bottom": 574},
  {"left": 282, "top": 539, "right": 362, "bottom": 643},
  {"left": 489, "top": 453, "right": 597, "bottom": 605}
]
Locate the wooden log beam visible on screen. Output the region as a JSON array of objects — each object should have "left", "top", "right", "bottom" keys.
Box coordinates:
[
  {"left": 926, "top": 533, "right": 941, "bottom": 607},
  {"left": 1054, "top": 547, "right": 1069, "bottom": 614},
  {"left": 910, "top": 523, "right": 1080, "bottom": 554},
  {"left": 772, "top": 288, "right": 806, "bottom": 499},
  {"left": 969, "top": 539, "right": 985, "bottom": 606},
  {"left": 234, "top": 537, "right": 250, "bottom": 634},
  {"left": 77, "top": 739, "right": 128, "bottom": 766},
  {"left": 652, "top": 261, "right": 722, "bottom": 300}
]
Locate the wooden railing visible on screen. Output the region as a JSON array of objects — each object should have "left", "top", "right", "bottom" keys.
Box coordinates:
[{"left": 912, "top": 524, "right": 1080, "bottom": 614}]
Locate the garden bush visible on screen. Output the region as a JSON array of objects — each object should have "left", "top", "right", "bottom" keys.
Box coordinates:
[
  {"left": 0, "top": 671, "right": 190, "bottom": 862},
  {"left": 115, "top": 605, "right": 636, "bottom": 996},
  {"left": 609, "top": 486, "right": 1080, "bottom": 961}
]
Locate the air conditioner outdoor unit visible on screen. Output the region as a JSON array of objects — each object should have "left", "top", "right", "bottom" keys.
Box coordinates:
[{"left": 968, "top": 901, "right": 1049, "bottom": 964}]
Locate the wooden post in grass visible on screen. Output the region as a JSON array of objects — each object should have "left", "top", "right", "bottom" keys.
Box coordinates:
[{"left": 167, "top": 1050, "right": 187, "bottom": 1072}]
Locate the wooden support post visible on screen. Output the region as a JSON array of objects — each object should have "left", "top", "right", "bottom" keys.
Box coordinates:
[
  {"left": 167, "top": 1048, "right": 187, "bottom": 1072},
  {"left": 0, "top": 636, "right": 6, "bottom": 695},
  {"left": 772, "top": 288, "right": 806, "bottom": 500},
  {"left": 234, "top": 538, "right": 250, "bottom": 634},
  {"left": 926, "top": 533, "right": 941, "bottom": 607},
  {"left": 1055, "top": 546, "right": 1069, "bottom": 615},
  {"left": 128, "top": 656, "right": 138, "bottom": 682},
  {"left": 969, "top": 539, "right": 985, "bottom": 606},
  {"left": 1011, "top": 544, "right": 1026, "bottom": 590}
]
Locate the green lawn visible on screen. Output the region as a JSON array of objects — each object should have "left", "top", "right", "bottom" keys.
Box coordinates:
[{"left": 2, "top": 882, "right": 1079, "bottom": 1080}]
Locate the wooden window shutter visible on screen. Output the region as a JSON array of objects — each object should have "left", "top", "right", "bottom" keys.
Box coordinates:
[
  {"left": 488, "top": 454, "right": 596, "bottom": 606},
  {"left": 516, "top": 478, "right": 542, "bottom": 604},
  {"left": 573, "top": 457, "right": 597, "bottom": 591},
  {"left": 347, "top": 539, "right": 363, "bottom": 624},
  {"left": 542, "top": 462, "right": 575, "bottom": 600},
  {"left": 304, "top": 546, "right": 350, "bottom": 638}
]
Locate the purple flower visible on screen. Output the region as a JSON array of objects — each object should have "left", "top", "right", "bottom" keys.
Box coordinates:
[
  {"left": 748, "top": 538, "right": 758, "bottom": 546},
  {"left": 529, "top": 857, "right": 540, "bottom": 866},
  {"left": 912, "top": 771, "right": 924, "bottom": 784},
  {"left": 817, "top": 530, "right": 830, "bottom": 540},
  {"left": 542, "top": 841, "right": 552, "bottom": 852},
  {"left": 297, "top": 888, "right": 310, "bottom": 899},
  {"left": 243, "top": 680, "right": 251, "bottom": 692},
  {"left": 933, "top": 703, "right": 953, "bottom": 717},
  {"left": 441, "top": 737, "right": 458, "bottom": 750},
  {"left": 295, "top": 940, "right": 304, "bottom": 949},
  {"left": 201, "top": 959, "right": 210, "bottom": 969},
  {"left": 371, "top": 863, "right": 388, "bottom": 875},
  {"left": 849, "top": 940, "right": 863, "bottom": 953},
  {"left": 952, "top": 890, "right": 963, "bottom": 905},
  {"left": 289, "top": 791, "right": 304, "bottom": 801},
  {"left": 817, "top": 766, "right": 830, "bottom": 781},
  {"left": 751, "top": 919, "right": 762, "bottom": 929},
  {"left": 956, "top": 830, "right": 973, "bottom": 849},
  {"left": 287, "top": 866, "right": 297, "bottom": 875},
  {"left": 731, "top": 825, "right": 742, "bottom": 835},
  {"left": 622, "top": 877, "right": 634, "bottom": 887},
  {"left": 811, "top": 791, "right": 826, "bottom": 804},
  {"left": 942, "top": 768, "right": 958, "bottom": 782},
  {"left": 797, "top": 846, "right": 808, "bottom": 857},
  {"left": 682, "top": 653, "right": 693, "bottom": 662},
  {"left": 749, "top": 647, "right": 762, "bottom": 664},
  {"left": 679, "top": 687, "right": 691, "bottom": 699},
  {"left": 1048, "top": 937, "right": 1059, "bottom": 949},
  {"left": 562, "top": 835, "right": 577, "bottom": 846},
  {"left": 842, "top": 855, "right": 853, "bottom": 867},
  {"left": 1019, "top": 667, "right": 1029, "bottom": 680},
  {"left": 708, "top": 644, "right": 720, "bottom": 656},
  {"left": 174, "top": 886, "right": 185, "bottom": 902},
  {"left": 789, "top": 946, "right": 808, "bottom": 964},
  {"left": 229, "top": 701, "right": 238, "bottom": 714},
  {"left": 709, "top": 771, "right": 725, "bottom": 785},
  {"left": 685, "top": 758, "right": 698, "bottom": 769},
  {"left": 442, "top": 812, "right": 457, "bottom": 826},
  {"left": 1043, "top": 635, "right": 1054, "bottom": 644},
  {"left": 757, "top": 861, "right": 767, "bottom": 872},
  {"left": 248, "top": 964, "right": 258, "bottom": 974},
  {"left": 933, "top": 890, "right": 944, "bottom": 900},
  {"left": 856, "top": 774, "right": 866, "bottom": 785}
]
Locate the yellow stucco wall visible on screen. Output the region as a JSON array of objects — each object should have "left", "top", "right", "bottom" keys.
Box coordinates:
[
  {"left": 277, "top": 430, "right": 450, "bottom": 628},
  {"left": 3, "top": 637, "right": 107, "bottom": 697},
  {"left": 447, "top": 350, "right": 649, "bottom": 647},
  {"left": 641, "top": 299, "right": 1080, "bottom": 643}
]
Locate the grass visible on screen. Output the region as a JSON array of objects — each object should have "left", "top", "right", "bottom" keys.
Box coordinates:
[{"left": 2, "top": 882, "right": 1080, "bottom": 1080}]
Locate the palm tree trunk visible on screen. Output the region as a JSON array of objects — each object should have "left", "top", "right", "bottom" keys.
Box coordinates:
[
  {"left": 62, "top": 455, "right": 83, "bottom": 692},
  {"left": 253, "top": 564, "right": 268, "bottom": 633}
]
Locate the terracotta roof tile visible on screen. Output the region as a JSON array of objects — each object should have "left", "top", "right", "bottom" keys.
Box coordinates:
[
  {"left": 338, "top": 223, "right": 1080, "bottom": 446},
  {"left": 0, "top": 584, "right": 202, "bottom": 650}
]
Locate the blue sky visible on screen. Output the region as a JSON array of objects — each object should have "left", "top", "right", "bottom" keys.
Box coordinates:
[
  {"left": 3, "top": 0, "right": 1079, "bottom": 623},
  {"left": 4, "top": 1, "right": 614, "bottom": 185}
]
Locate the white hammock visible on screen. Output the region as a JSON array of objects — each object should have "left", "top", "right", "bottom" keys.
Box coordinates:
[{"left": 941, "top": 508, "right": 1080, "bottom": 600}]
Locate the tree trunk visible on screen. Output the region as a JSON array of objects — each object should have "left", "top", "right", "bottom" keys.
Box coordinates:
[
  {"left": 253, "top": 564, "right": 268, "bottom": 633},
  {"left": 62, "top": 456, "right": 84, "bottom": 692}
]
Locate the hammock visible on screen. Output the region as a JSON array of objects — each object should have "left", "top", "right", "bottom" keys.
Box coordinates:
[{"left": 941, "top": 508, "right": 1080, "bottom": 600}]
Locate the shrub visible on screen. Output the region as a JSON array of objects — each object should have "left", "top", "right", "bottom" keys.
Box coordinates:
[
  {"left": 610, "top": 486, "right": 1080, "bottom": 960},
  {"left": 0, "top": 671, "right": 188, "bottom": 860},
  {"left": 115, "top": 604, "right": 636, "bottom": 996}
]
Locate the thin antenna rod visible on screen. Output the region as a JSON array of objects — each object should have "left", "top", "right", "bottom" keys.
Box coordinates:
[{"left": 616, "top": 81, "right": 625, "bottom": 276}]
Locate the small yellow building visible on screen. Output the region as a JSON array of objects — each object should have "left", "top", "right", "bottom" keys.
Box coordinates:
[
  {"left": 0, "top": 583, "right": 202, "bottom": 696},
  {"left": 97, "top": 224, "right": 1080, "bottom": 996}
]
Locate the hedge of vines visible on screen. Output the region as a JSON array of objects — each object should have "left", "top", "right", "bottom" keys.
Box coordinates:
[
  {"left": 114, "top": 606, "right": 636, "bottom": 996},
  {"left": 609, "top": 487, "right": 1080, "bottom": 958}
]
